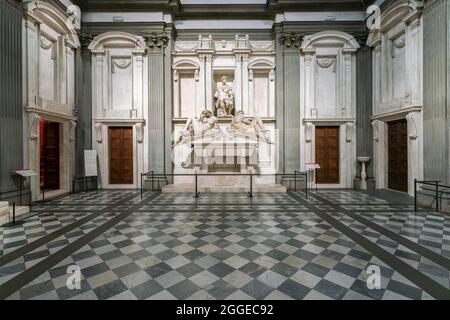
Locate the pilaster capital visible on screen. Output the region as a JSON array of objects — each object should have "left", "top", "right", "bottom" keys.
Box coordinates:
[
  {"left": 144, "top": 33, "right": 169, "bottom": 53},
  {"left": 78, "top": 32, "right": 94, "bottom": 48},
  {"left": 280, "top": 32, "right": 304, "bottom": 49}
]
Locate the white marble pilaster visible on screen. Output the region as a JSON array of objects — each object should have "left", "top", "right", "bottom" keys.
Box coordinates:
[
  {"left": 173, "top": 69, "right": 180, "bottom": 117},
  {"left": 198, "top": 54, "right": 206, "bottom": 110},
  {"left": 234, "top": 54, "right": 242, "bottom": 111},
  {"left": 242, "top": 54, "right": 249, "bottom": 115},
  {"left": 303, "top": 50, "right": 316, "bottom": 117},
  {"left": 248, "top": 69, "right": 254, "bottom": 116},
  {"left": 205, "top": 54, "right": 213, "bottom": 111}
]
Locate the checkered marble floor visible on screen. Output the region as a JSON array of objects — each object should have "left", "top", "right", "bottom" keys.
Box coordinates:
[{"left": 0, "top": 190, "right": 449, "bottom": 300}]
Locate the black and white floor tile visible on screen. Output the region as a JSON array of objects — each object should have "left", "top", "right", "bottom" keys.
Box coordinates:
[{"left": 0, "top": 189, "right": 449, "bottom": 300}]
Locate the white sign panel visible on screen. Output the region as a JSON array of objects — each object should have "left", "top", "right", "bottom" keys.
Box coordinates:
[
  {"left": 84, "top": 150, "right": 98, "bottom": 177},
  {"left": 305, "top": 163, "right": 321, "bottom": 170},
  {"left": 15, "top": 169, "right": 37, "bottom": 177}
]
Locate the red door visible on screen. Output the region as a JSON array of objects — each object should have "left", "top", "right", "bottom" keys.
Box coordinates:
[{"left": 41, "top": 121, "right": 60, "bottom": 190}]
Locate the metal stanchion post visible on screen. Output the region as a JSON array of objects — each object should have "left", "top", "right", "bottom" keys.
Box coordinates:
[
  {"left": 2, "top": 201, "right": 25, "bottom": 228},
  {"left": 248, "top": 172, "right": 253, "bottom": 198},
  {"left": 294, "top": 171, "right": 297, "bottom": 191},
  {"left": 414, "top": 179, "right": 417, "bottom": 212},
  {"left": 305, "top": 172, "right": 308, "bottom": 199},
  {"left": 194, "top": 172, "right": 199, "bottom": 198},
  {"left": 151, "top": 172, "right": 154, "bottom": 191},
  {"left": 435, "top": 181, "right": 439, "bottom": 212},
  {"left": 140, "top": 173, "right": 143, "bottom": 198}
]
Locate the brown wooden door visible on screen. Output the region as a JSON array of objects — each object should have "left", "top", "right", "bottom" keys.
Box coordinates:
[
  {"left": 315, "top": 126, "right": 340, "bottom": 184},
  {"left": 109, "top": 127, "right": 133, "bottom": 184},
  {"left": 43, "top": 122, "right": 60, "bottom": 190},
  {"left": 388, "top": 119, "right": 408, "bottom": 192}
]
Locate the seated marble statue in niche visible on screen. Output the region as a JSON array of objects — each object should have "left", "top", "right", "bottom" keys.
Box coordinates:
[
  {"left": 227, "top": 110, "right": 272, "bottom": 144},
  {"left": 173, "top": 110, "right": 222, "bottom": 148},
  {"left": 214, "top": 76, "right": 235, "bottom": 117}
]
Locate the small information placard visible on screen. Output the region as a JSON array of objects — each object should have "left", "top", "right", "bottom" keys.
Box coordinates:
[
  {"left": 305, "top": 163, "right": 321, "bottom": 170},
  {"left": 84, "top": 150, "right": 98, "bottom": 177},
  {"left": 15, "top": 169, "right": 37, "bottom": 177}
]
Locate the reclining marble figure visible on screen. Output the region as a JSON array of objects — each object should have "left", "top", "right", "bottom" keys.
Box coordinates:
[
  {"left": 173, "top": 110, "right": 222, "bottom": 147},
  {"left": 227, "top": 110, "right": 272, "bottom": 144}
]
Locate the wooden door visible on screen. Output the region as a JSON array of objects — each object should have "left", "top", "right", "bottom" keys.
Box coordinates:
[
  {"left": 109, "top": 127, "right": 133, "bottom": 184},
  {"left": 43, "top": 122, "right": 60, "bottom": 190},
  {"left": 315, "top": 126, "right": 340, "bottom": 184},
  {"left": 388, "top": 119, "right": 408, "bottom": 192}
]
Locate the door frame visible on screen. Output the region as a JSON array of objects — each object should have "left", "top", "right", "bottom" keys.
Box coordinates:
[
  {"left": 371, "top": 107, "right": 423, "bottom": 195},
  {"left": 387, "top": 119, "right": 408, "bottom": 193},
  {"left": 41, "top": 120, "right": 61, "bottom": 190},
  {"left": 315, "top": 126, "right": 340, "bottom": 184},
  {"left": 94, "top": 120, "right": 145, "bottom": 189},
  {"left": 27, "top": 111, "right": 75, "bottom": 201},
  {"left": 108, "top": 126, "right": 134, "bottom": 185},
  {"left": 302, "top": 119, "right": 356, "bottom": 189}
]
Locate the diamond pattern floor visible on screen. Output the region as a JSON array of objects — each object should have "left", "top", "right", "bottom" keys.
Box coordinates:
[{"left": 0, "top": 190, "right": 448, "bottom": 300}]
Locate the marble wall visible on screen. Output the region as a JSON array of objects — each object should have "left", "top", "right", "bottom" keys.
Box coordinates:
[
  {"left": 172, "top": 35, "right": 278, "bottom": 180},
  {"left": 0, "top": 0, "right": 23, "bottom": 199},
  {"left": 368, "top": 0, "right": 424, "bottom": 195},
  {"left": 300, "top": 31, "right": 360, "bottom": 188},
  {"left": 88, "top": 32, "right": 147, "bottom": 189},
  {"left": 17, "top": 1, "right": 447, "bottom": 195},
  {"left": 22, "top": 1, "right": 80, "bottom": 200},
  {"left": 423, "top": 0, "right": 450, "bottom": 184}
]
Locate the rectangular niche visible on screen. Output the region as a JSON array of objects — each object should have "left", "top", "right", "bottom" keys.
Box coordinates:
[
  {"left": 179, "top": 71, "right": 196, "bottom": 118},
  {"left": 390, "top": 34, "right": 406, "bottom": 100},
  {"left": 253, "top": 71, "right": 269, "bottom": 117},
  {"left": 315, "top": 56, "right": 337, "bottom": 116},
  {"left": 39, "top": 34, "right": 57, "bottom": 101},
  {"left": 111, "top": 56, "right": 133, "bottom": 110}
]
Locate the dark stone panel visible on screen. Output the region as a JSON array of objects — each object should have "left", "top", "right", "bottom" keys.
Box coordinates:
[
  {"left": 283, "top": 50, "right": 301, "bottom": 173},
  {"left": 423, "top": 0, "right": 449, "bottom": 183},
  {"left": 164, "top": 27, "right": 174, "bottom": 180},
  {"left": 74, "top": 47, "right": 93, "bottom": 179},
  {"left": 274, "top": 25, "right": 285, "bottom": 175},
  {"left": 355, "top": 46, "right": 373, "bottom": 180},
  {"left": 0, "top": 0, "right": 23, "bottom": 196}
]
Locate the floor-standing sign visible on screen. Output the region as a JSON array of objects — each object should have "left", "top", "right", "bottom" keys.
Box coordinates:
[
  {"left": 83, "top": 150, "right": 98, "bottom": 191},
  {"left": 305, "top": 163, "right": 321, "bottom": 191},
  {"left": 4, "top": 169, "right": 37, "bottom": 227}
]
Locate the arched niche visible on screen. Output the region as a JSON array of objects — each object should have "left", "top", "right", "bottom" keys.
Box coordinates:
[
  {"left": 300, "top": 31, "right": 359, "bottom": 119},
  {"left": 301, "top": 31, "right": 360, "bottom": 51},
  {"left": 88, "top": 31, "right": 146, "bottom": 52},
  {"left": 26, "top": 1, "right": 80, "bottom": 48},
  {"left": 88, "top": 32, "right": 146, "bottom": 117}
]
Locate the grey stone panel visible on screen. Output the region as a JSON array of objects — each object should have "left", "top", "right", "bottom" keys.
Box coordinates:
[{"left": 0, "top": 0, "right": 23, "bottom": 199}]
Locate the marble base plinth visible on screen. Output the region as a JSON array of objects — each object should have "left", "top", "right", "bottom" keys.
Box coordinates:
[{"left": 162, "top": 184, "right": 286, "bottom": 193}]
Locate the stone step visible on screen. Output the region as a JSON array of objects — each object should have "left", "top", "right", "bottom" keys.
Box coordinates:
[{"left": 161, "top": 184, "right": 287, "bottom": 193}]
